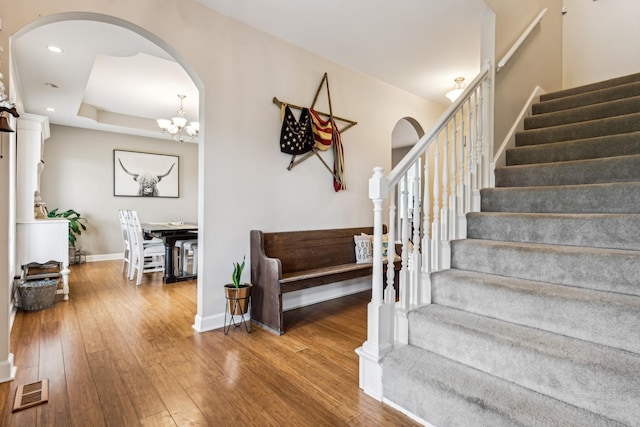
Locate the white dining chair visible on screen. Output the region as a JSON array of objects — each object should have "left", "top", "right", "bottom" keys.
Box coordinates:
[
  {"left": 125, "top": 210, "right": 165, "bottom": 286},
  {"left": 118, "top": 209, "right": 132, "bottom": 276},
  {"left": 174, "top": 238, "right": 197, "bottom": 275},
  {"left": 181, "top": 241, "right": 198, "bottom": 275}
]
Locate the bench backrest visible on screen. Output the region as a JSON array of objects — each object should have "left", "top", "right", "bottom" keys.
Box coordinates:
[{"left": 260, "top": 226, "right": 378, "bottom": 275}]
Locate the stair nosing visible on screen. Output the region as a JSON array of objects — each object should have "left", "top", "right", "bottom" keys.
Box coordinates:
[
  {"left": 534, "top": 81, "right": 640, "bottom": 113},
  {"left": 496, "top": 152, "right": 640, "bottom": 171},
  {"left": 410, "top": 304, "right": 640, "bottom": 375},
  {"left": 454, "top": 237, "right": 640, "bottom": 256},
  {"left": 517, "top": 111, "right": 640, "bottom": 136},
  {"left": 526, "top": 95, "right": 640, "bottom": 129}
]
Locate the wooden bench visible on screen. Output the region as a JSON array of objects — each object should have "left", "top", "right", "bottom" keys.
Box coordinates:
[{"left": 250, "top": 226, "right": 395, "bottom": 335}]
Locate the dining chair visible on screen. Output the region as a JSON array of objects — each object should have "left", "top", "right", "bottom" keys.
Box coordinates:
[
  {"left": 174, "top": 238, "right": 197, "bottom": 275},
  {"left": 118, "top": 210, "right": 132, "bottom": 276},
  {"left": 125, "top": 210, "right": 165, "bottom": 286},
  {"left": 181, "top": 241, "right": 198, "bottom": 275}
]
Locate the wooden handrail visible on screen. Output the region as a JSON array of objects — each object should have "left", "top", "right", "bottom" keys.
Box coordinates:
[{"left": 496, "top": 8, "right": 548, "bottom": 73}]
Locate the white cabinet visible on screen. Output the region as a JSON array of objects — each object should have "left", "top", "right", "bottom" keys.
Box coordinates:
[
  {"left": 16, "top": 220, "right": 70, "bottom": 300},
  {"left": 15, "top": 115, "right": 69, "bottom": 300}
]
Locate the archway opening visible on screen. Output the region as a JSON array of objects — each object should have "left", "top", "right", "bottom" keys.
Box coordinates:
[{"left": 10, "top": 12, "right": 204, "bottom": 322}]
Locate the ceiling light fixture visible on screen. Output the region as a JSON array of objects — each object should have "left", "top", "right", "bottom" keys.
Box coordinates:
[
  {"left": 157, "top": 94, "right": 199, "bottom": 143},
  {"left": 445, "top": 77, "right": 466, "bottom": 102},
  {"left": 47, "top": 45, "right": 63, "bottom": 53}
]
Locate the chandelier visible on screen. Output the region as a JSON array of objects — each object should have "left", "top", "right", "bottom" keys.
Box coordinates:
[{"left": 156, "top": 94, "right": 199, "bottom": 143}]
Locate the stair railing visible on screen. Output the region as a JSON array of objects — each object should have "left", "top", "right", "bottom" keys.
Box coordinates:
[
  {"left": 356, "top": 62, "right": 492, "bottom": 400},
  {"left": 496, "top": 8, "right": 548, "bottom": 73}
]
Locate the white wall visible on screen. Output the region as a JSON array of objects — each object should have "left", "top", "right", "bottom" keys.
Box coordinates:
[
  {"left": 562, "top": 0, "right": 640, "bottom": 88},
  {"left": 0, "top": 0, "right": 444, "bottom": 336},
  {"left": 40, "top": 125, "right": 198, "bottom": 256}
]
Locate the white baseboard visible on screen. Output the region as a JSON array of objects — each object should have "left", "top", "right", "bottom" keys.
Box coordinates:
[
  {"left": 193, "top": 278, "right": 372, "bottom": 333},
  {"left": 0, "top": 353, "right": 16, "bottom": 384},
  {"left": 86, "top": 253, "right": 122, "bottom": 262},
  {"left": 383, "top": 398, "right": 435, "bottom": 427},
  {"left": 493, "top": 85, "right": 545, "bottom": 168}
]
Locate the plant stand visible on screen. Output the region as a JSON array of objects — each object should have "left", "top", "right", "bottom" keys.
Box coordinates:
[{"left": 224, "top": 285, "right": 252, "bottom": 335}]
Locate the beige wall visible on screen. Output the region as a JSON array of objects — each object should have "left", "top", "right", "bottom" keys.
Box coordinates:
[
  {"left": 0, "top": 0, "right": 444, "bottom": 334},
  {"left": 40, "top": 125, "right": 198, "bottom": 256},
  {"left": 484, "top": 0, "right": 563, "bottom": 152},
  {"left": 563, "top": 0, "right": 640, "bottom": 88}
]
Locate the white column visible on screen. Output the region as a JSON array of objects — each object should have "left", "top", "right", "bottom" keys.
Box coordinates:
[{"left": 0, "top": 127, "right": 17, "bottom": 383}]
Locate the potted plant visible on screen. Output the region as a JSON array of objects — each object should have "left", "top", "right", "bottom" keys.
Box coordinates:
[
  {"left": 47, "top": 208, "right": 87, "bottom": 249},
  {"left": 224, "top": 255, "right": 252, "bottom": 315}
]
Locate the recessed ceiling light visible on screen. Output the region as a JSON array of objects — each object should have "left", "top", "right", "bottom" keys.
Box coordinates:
[
  {"left": 45, "top": 82, "right": 59, "bottom": 89},
  {"left": 46, "top": 107, "right": 55, "bottom": 112},
  {"left": 47, "top": 45, "right": 63, "bottom": 53}
]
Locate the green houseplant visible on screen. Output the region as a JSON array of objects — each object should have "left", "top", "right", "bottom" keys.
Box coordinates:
[
  {"left": 224, "top": 255, "right": 252, "bottom": 315},
  {"left": 47, "top": 208, "right": 87, "bottom": 249}
]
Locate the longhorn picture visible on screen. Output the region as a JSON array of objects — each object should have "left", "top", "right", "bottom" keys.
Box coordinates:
[{"left": 114, "top": 150, "right": 178, "bottom": 198}]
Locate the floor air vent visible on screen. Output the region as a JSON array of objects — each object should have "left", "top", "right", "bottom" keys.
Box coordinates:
[{"left": 13, "top": 379, "right": 49, "bottom": 412}]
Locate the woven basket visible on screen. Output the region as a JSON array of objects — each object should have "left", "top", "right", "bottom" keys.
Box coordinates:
[{"left": 18, "top": 279, "right": 58, "bottom": 311}]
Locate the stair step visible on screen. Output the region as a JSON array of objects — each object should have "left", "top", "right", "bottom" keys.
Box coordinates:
[
  {"left": 407, "top": 305, "right": 640, "bottom": 426},
  {"left": 516, "top": 113, "right": 640, "bottom": 146},
  {"left": 450, "top": 238, "right": 640, "bottom": 297},
  {"left": 540, "top": 72, "right": 640, "bottom": 102},
  {"left": 431, "top": 268, "right": 640, "bottom": 353},
  {"left": 466, "top": 212, "right": 640, "bottom": 251},
  {"left": 480, "top": 181, "right": 640, "bottom": 214},
  {"left": 525, "top": 96, "right": 640, "bottom": 130},
  {"left": 495, "top": 154, "right": 640, "bottom": 187},
  {"left": 382, "top": 345, "right": 624, "bottom": 427},
  {"left": 507, "top": 131, "right": 640, "bottom": 165},
  {"left": 533, "top": 81, "right": 640, "bottom": 115}
]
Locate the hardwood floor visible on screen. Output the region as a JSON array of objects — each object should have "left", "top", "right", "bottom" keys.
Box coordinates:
[{"left": 0, "top": 260, "right": 418, "bottom": 426}]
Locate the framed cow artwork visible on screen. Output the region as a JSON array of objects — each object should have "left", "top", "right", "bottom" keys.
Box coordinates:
[{"left": 113, "top": 150, "right": 179, "bottom": 197}]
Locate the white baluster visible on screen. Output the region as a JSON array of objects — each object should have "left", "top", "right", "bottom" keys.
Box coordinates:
[
  {"left": 399, "top": 174, "right": 410, "bottom": 311},
  {"left": 410, "top": 161, "right": 422, "bottom": 307},
  {"left": 440, "top": 124, "right": 451, "bottom": 270},
  {"left": 478, "top": 83, "right": 486, "bottom": 190},
  {"left": 431, "top": 134, "right": 441, "bottom": 271},
  {"left": 385, "top": 187, "right": 396, "bottom": 305},
  {"left": 464, "top": 97, "right": 473, "bottom": 215},
  {"left": 458, "top": 103, "right": 468, "bottom": 237},
  {"left": 421, "top": 143, "right": 432, "bottom": 305},
  {"left": 471, "top": 88, "right": 482, "bottom": 212},
  {"left": 449, "top": 115, "right": 458, "bottom": 241}
]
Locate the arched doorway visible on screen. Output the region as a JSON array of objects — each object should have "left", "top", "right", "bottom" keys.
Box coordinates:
[
  {"left": 9, "top": 13, "right": 204, "bottom": 320},
  {"left": 391, "top": 117, "right": 425, "bottom": 235}
]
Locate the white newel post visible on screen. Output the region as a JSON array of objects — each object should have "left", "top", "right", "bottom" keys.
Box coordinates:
[{"left": 356, "top": 167, "right": 394, "bottom": 401}]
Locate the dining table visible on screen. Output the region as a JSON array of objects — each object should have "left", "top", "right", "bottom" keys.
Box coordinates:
[{"left": 141, "top": 222, "right": 198, "bottom": 283}]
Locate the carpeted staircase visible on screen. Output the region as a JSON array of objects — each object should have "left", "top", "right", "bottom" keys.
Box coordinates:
[{"left": 382, "top": 73, "right": 640, "bottom": 426}]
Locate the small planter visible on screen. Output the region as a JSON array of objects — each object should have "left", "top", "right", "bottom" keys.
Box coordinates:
[
  {"left": 224, "top": 283, "right": 252, "bottom": 315},
  {"left": 224, "top": 283, "right": 252, "bottom": 334},
  {"left": 18, "top": 279, "right": 58, "bottom": 311}
]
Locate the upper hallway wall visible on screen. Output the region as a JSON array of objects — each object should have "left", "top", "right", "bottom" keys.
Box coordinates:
[
  {"left": 563, "top": 0, "right": 640, "bottom": 88},
  {"left": 484, "top": 0, "right": 563, "bottom": 153}
]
